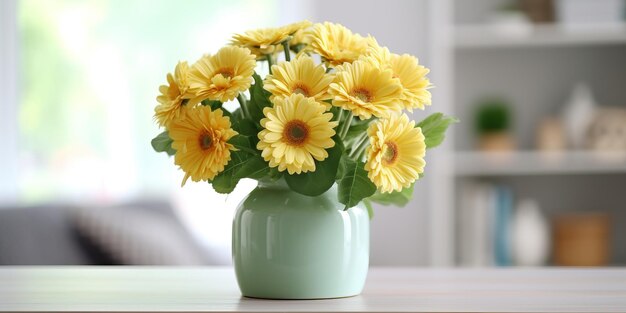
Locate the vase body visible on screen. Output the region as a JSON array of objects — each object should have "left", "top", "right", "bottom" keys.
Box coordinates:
[{"left": 232, "top": 180, "right": 369, "bottom": 299}]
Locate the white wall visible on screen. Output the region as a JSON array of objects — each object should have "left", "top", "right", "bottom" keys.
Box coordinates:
[
  {"left": 0, "top": 0, "right": 19, "bottom": 203},
  {"left": 311, "top": 0, "right": 432, "bottom": 266}
]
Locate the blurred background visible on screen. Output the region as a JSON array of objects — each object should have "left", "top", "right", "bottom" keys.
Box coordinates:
[{"left": 1, "top": 0, "right": 625, "bottom": 267}]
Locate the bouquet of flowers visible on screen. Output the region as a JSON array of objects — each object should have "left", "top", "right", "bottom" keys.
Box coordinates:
[{"left": 151, "top": 20, "right": 455, "bottom": 214}]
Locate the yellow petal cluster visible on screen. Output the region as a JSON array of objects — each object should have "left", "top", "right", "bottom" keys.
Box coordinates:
[
  {"left": 282, "top": 20, "right": 312, "bottom": 36},
  {"left": 328, "top": 60, "right": 403, "bottom": 119},
  {"left": 363, "top": 43, "right": 432, "bottom": 111},
  {"left": 154, "top": 20, "right": 442, "bottom": 197},
  {"left": 154, "top": 61, "right": 191, "bottom": 127},
  {"left": 263, "top": 55, "right": 334, "bottom": 106},
  {"left": 231, "top": 27, "right": 290, "bottom": 59},
  {"left": 307, "top": 22, "right": 373, "bottom": 67},
  {"left": 365, "top": 114, "right": 426, "bottom": 193},
  {"left": 169, "top": 106, "right": 238, "bottom": 186},
  {"left": 282, "top": 20, "right": 313, "bottom": 47},
  {"left": 188, "top": 46, "right": 256, "bottom": 104},
  {"left": 257, "top": 94, "right": 337, "bottom": 174}
]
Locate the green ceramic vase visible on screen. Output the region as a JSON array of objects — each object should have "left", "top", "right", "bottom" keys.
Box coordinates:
[{"left": 232, "top": 179, "right": 370, "bottom": 299}]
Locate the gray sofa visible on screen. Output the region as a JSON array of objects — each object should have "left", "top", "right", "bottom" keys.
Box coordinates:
[{"left": 0, "top": 200, "right": 213, "bottom": 265}]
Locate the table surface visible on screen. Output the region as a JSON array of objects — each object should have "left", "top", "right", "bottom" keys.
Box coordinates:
[{"left": 1, "top": 267, "right": 625, "bottom": 313}]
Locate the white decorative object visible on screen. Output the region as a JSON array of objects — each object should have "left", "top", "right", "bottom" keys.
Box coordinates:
[
  {"left": 586, "top": 108, "right": 626, "bottom": 152},
  {"left": 562, "top": 83, "right": 596, "bottom": 149},
  {"left": 556, "top": 0, "right": 625, "bottom": 28},
  {"left": 487, "top": 11, "right": 533, "bottom": 36},
  {"left": 510, "top": 199, "right": 550, "bottom": 266}
]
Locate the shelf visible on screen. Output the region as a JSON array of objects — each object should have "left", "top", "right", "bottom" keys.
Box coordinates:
[
  {"left": 454, "top": 23, "right": 626, "bottom": 49},
  {"left": 454, "top": 151, "right": 626, "bottom": 176}
]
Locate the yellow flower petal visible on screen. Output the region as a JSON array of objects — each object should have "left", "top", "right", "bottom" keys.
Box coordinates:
[
  {"left": 154, "top": 61, "right": 191, "bottom": 127},
  {"left": 188, "top": 46, "right": 256, "bottom": 103},
  {"left": 256, "top": 94, "right": 338, "bottom": 174},
  {"left": 329, "top": 60, "right": 403, "bottom": 119},
  {"left": 264, "top": 55, "right": 334, "bottom": 107},
  {"left": 362, "top": 41, "right": 432, "bottom": 111},
  {"left": 307, "top": 22, "right": 373, "bottom": 68},
  {"left": 169, "top": 106, "right": 238, "bottom": 186},
  {"left": 365, "top": 113, "right": 426, "bottom": 193}
]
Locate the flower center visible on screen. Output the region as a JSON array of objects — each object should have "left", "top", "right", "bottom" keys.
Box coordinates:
[
  {"left": 382, "top": 141, "right": 398, "bottom": 165},
  {"left": 283, "top": 120, "right": 309, "bottom": 146},
  {"left": 351, "top": 87, "right": 372, "bottom": 102},
  {"left": 291, "top": 83, "right": 310, "bottom": 97},
  {"left": 215, "top": 67, "right": 234, "bottom": 79},
  {"left": 199, "top": 133, "right": 213, "bottom": 150}
]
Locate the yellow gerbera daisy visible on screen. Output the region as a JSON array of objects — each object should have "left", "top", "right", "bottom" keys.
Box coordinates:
[
  {"left": 365, "top": 114, "right": 426, "bottom": 193},
  {"left": 169, "top": 105, "right": 238, "bottom": 186},
  {"left": 290, "top": 28, "right": 311, "bottom": 47},
  {"left": 307, "top": 22, "right": 372, "bottom": 67},
  {"left": 154, "top": 61, "right": 191, "bottom": 127},
  {"left": 263, "top": 55, "right": 334, "bottom": 106},
  {"left": 392, "top": 54, "right": 432, "bottom": 110},
  {"left": 281, "top": 20, "right": 313, "bottom": 47},
  {"left": 281, "top": 20, "right": 313, "bottom": 36},
  {"left": 231, "top": 26, "right": 290, "bottom": 58},
  {"left": 257, "top": 94, "right": 337, "bottom": 174},
  {"left": 328, "top": 60, "right": 403, "bottom": 119},
  {"left": 188, "top": 46, "right": 256, "bottom": 104},
  {"left": 363, "top": 43, "right": 432, "bottom": 111}
]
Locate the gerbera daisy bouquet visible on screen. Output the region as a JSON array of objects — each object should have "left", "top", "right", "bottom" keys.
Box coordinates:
[{"left": 151, "top": 21, "right": 456, "bottom": 215}]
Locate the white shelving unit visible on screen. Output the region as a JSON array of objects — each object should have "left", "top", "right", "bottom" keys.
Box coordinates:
[
  {"left": 455, "top": 23, "right": 626, "bottom": 48},
  {"left": 426, "top": 0, "right": 626, "bottom": 266},
  {"left": 455, "top": 151, "right": 626, "bottom": 176}
]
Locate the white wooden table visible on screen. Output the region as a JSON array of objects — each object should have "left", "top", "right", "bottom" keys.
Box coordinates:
[{"left": 1, "top": 267, "right": 625, "bottom": 312}]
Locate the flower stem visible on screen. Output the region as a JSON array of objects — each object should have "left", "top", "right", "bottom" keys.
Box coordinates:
[
  {"left": 266, "top": 54, "right": 274, "bottom": 74},
  {"left": 350, "top": 133, "right": 369, "bottom": 160},
  {"left": 339, "top": 112, "right": 353, "bottom": 140},
  {"left": 292, "top": 44, "right": 304, "bottom": 54},
  {"left": 334, "top": 108, "right": 344, "bottom": 123},
  {"left": 237, "top": 93, "right": 251, "bottom": 120},
  {"left": 357, "top": 145, "right": 369, "bottom": 161},
  {"left": 282, "top": 41, "right": 291, "bottom": 61},
  {"left": 349, "top": 133, "right": 367, "bottom": 157}
]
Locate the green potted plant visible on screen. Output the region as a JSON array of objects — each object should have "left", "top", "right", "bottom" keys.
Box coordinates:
[{"left": 475, "top": 98, "right": 516, "bottom": 151}]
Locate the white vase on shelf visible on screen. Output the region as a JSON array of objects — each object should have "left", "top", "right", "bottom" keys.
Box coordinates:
[
  {"left": 562, "top": 82, "right": 596, "bottom": 150},
  {"left": 510, "top": 199, "right": 550, "bottom": 266}
]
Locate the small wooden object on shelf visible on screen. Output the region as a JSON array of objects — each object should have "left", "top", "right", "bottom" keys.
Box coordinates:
[
  {"left": 553, "top": 212, "right": 611, "bottom": 266},
  {"left": 536, "top": 117, "right": 566, "bottom": 152},
  {"left": 479, "top": 132, "right": 517, "bottom": 152}
]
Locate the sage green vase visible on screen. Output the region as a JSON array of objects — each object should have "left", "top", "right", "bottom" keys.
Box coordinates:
[{"left": 232, "top": 180, "right": 369, "bottom": 299}]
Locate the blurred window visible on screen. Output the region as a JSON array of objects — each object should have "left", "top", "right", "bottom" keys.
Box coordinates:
[{"left": 9, "top": 0, "right": 277, "bottom": 204}]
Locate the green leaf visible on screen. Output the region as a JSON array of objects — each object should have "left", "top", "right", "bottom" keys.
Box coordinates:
[
  {"left": 212, "top": 133, "right": 269, "bottom": 193},
  {"left": 229, "top": 135, "right": 258, "bottom": 155},
  {"left": 285, "top": 137, "right": 344, "bottom": 197},
  {"left": 201, "top": 99, "right": 224, "bottom": 111},
  {"left": 210, "top": 150, "right": 249, "bottom": 194},
  {"left": 268, "top": 167, "right": 283, "bottom": 181},
  {"left": 368, "top": 183, "right": 415, "bottom": 207},
  {"left": 236, "top": 155, "right": 270, "bottom": 179},
  {"left": 416, "top": 113, "right": 458, "bottom": 149},
  {"left": 231, "top": 108, "right": 243, "bottom": 122},
  {"left": 151, "top": 131, "right": 176, "bottom": 156},
  {"left": 337, "top": 155, "right": 377, "bottom": 209},
  {"left": 235, "top": 118, "right": 259, "bottom": 137},
  {"left": 247, "top": 72, "right": 273, "bottom": 122},
  {"left": 362, "top": 198, "right": 374, "bottom": 219}
]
